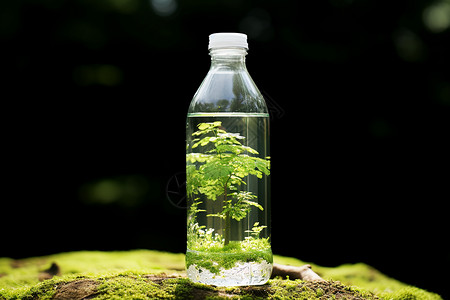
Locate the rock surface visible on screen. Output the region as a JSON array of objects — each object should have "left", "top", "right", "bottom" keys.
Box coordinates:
[{"left": 0, "top": 250, "right": 442, "bottom": 299}]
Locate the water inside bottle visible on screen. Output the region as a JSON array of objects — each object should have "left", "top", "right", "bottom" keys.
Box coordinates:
[{"left": 186, "top": 112, "right": 272, "bottom": 286}]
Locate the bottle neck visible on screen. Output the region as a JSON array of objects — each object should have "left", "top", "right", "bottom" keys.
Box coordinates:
[{"left": 209, "top": 48, "right": 247, "bottom": 70}]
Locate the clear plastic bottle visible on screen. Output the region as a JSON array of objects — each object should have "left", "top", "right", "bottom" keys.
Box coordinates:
[{"left": 186, "top": 33, "right": 272, "bottom": 286}]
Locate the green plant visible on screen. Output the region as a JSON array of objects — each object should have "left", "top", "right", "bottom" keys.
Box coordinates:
[
  {"left": 186, "top": 121, "right": 270, "bottom": 246},
  {"left": 245, "top": 222, "right": 267, "bottom": 238},
  {"left": 187, "top": 200, "right": 224, "bottom": 250}
]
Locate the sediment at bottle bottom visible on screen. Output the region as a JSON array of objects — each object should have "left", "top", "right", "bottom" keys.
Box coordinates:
[{"left": 186, "top": 260, "right": 273, "bottom": 286}]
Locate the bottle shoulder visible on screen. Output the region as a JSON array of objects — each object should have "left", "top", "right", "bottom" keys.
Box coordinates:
[{"left": 189, "top": 70, "right": 268, "bottom": 114}]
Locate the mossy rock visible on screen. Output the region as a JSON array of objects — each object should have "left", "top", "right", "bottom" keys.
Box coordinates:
[{"left": 0, "top": 250, "right": 442, "bottom": 299}]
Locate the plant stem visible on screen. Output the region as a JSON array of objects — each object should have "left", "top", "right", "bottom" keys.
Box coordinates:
[
  {"left": 223, "top": 178, "right": 230, "bottom": 246},
  {"left": 224, "top": 210, "right": 230, "bottom": 246},
  {"left": 213, "top": 128, "right": 222, "bottom": 160}
]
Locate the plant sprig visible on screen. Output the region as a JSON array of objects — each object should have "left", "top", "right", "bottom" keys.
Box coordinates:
[{"left": 186, "top": 121, "right": 270, "bottom": 245}]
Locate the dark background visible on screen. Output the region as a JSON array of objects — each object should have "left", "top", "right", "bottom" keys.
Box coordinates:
[{"left": 2, "top": 0, "right": 449, "bottom": 298}]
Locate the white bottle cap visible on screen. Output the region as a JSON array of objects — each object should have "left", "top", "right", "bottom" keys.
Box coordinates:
[{"left": 208, "top": 33, "right": 248, "bottom": 50}]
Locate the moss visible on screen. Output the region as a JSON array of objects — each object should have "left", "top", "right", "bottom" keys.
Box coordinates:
[
  {"left": 382, "top": 286, "right": 442, "bottom": 300},
  {"left": 186, "top": 241, "right": 273, "bottom": 274},
  {"left": 0, "top": 250, "right": 185, "bottom": 299},
  {"left": 95, "top": 275, "right": 171, "bottom": 299},
  {"left": 0, "top": 250, "right": 443, "bottom": 299},
  {"left": 267, "top": 279, "right": 380, "bottom": 299},
  {"left": 273, "top": 256, "right": 442, "bottom": 300}
]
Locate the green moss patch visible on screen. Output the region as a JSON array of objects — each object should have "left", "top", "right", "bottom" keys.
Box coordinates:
[
  {"left": 186, "top": 241, "right": 273, "bottom": 274},
  {"left": 0, "top": 250, "right": 442, "bottom": 299}
]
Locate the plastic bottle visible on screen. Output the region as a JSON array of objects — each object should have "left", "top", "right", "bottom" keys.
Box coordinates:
[{"left": 185, "top": 33, "right": 272, "bottom": 286}]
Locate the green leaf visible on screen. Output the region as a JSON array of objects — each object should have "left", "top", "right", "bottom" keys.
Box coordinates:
[
  {"left": 197, "top": 123, "right": 210, "bottom": 130},
  {"left": 242, "top": 200, "right": 264, "bottom": 211},
  {"left": 207, "top": 213, "right": 225, "bottom": 219},
  {"left": 241, "top": 146, "right": 259, "bottom": 154},
  {"left": 202, "top": 161, "right": 233, "bottom": 179},
  {"left": 186, "top": 153, "right": 212, "bottom": 163}
]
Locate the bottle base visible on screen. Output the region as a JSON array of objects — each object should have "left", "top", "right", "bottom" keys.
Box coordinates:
[{"left": 186, "top": 260, "right": 272, "bottom": 287}]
